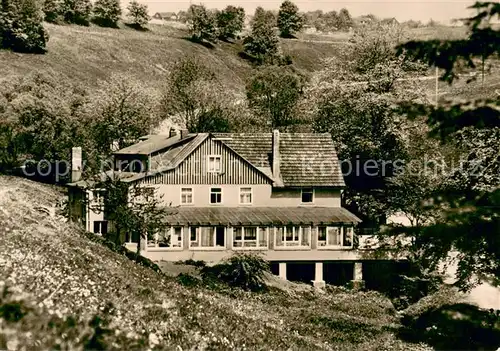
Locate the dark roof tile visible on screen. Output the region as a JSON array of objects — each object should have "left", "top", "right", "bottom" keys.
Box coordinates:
[{"left": 164, "top": 207, "right": 361, "bottom": 226}]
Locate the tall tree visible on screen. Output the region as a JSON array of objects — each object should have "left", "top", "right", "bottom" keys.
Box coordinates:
[
  {"left": 162, "top": 56, "right": 234, "bottom": 133},
  {"left": 0, "top": 0, "right": 49, "bottom": 53},
  {"left": 308, "top": 23, "right": 428, "bottom": 228},
  {"left": 92, "top": 0, "right": 121, "bottom": 27},
  {"left": 277, "top": 0, "right": 303, "bottom": 38},
  {"left": 126, "top": 0, "right": 149, "bottom": 29},
  {"left": 390, "top": 2, "right": 500, "bottom": 290},
  {"left": 337, "top": 8, "right": 353, "bottom": 31},
  {"left": 216, "top": 5, "right": 244, "bottom": 41},
  {"left": 187, "top": 4, "right": 217, "bottom": 43},
  {"left": 251, "top": 6, "right": 276, "bottom": 30},
  {"left": 246, "top": 65, "right": 305, "bottom": 131},
  {"left": 243, "top": 7, "right": 280, "bottom": 65},
  {"left": 89, "top": 74, "right": 160, "bottom": 155},
  {"left": 0, "top": 73, "right": 87, "bottom": 174}
]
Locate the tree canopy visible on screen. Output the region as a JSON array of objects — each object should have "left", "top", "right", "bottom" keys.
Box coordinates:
[
  {"left": 388, "top": 1, "right": 500, "bottom": 290},
  {"left": 216, "top": 5, "right": 244, "bottom": 41},
  {"left": 126, "top": 0, "right": 149, "bottom": 29},
  {"left": 277, "top": 0, "right": 303, "bottom": 38},
  {"left": 0, "top": 0, "right": 49, "bottom": 53}
]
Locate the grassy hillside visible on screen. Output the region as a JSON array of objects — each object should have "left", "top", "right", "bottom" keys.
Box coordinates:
[
  {"left": 0, "top": 176, "right": 437, "bottom": 350},
  {"left": 1, "top": 22, "right": 496, "bottom": 103},
  {"left": 0, "top": 23, "right": 344, "bottom": 95}
]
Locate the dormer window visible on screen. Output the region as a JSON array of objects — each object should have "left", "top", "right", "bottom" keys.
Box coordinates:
[
  {"left": 301, "top": 187, "right": 314, "bottom": 203},
  {"left": 208, "top": 155, "right": 222, "bottom": 173}
]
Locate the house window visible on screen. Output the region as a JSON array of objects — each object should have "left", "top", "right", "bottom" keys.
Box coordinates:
[
  {"left": 275, "top": 226, "right": 311, "bottom": 248},
  {"left": 239, "top": 187, "right": 252, "bottom": 204},
  {"left": 233, "top": 227, "right": 268, "bottom": 248},
  {"left": 318, "top": 226, "right": 352, "bottom": 248},
  {"left": 343, "top": 227, "right": 354, "bottom": 247},
  {"left": 181, "top": 188, "right": 193, "bottom": 205},
  {"left": 93, "top": 221, "right": 108, "bottom": 235},
  {"left": 93, "top": 190, "right": 105, "bottom": 206},
  {"left": 210, "top": 188, "right": 222, "bottom": 204},
  {"left": 126, "top": 231, "right": 139, "bottom": 243},
  {"left": 149, "top": 227, "right": 183, "bottom": 249},
  {"left": 301, "top": 188, "right": 314, "bottom": 203},
  {"left": 208, "top": 155, "right": 222, "bottom": 173},
  {"left": 189, "top": 226, "right": 226, "bottom": 249}
]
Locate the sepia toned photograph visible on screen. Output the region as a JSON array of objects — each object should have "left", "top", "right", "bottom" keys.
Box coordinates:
[{"left": 0, "top": 0, "right": 499, "bottom": 349}]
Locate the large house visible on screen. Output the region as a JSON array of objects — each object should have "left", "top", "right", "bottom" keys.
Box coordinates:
[
  {"left": 152, "top": 12, "right": 178, "bottom": 21},
  {"left": 68, "top": 129, "right": 368, "bottom": 287}
]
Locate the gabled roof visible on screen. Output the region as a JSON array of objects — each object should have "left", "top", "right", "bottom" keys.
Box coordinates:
[
  {"left": 154, "top": 12, "right": 177, "bottom": 18},
  {"left": 114, "top": 134, "right": 197, "bottom": 156},
  {"left": 107, "top": 132, "right": 345, "bottom": 188},
  {"left": 213, "top": 133, "right": 345, "bottom": 187}
]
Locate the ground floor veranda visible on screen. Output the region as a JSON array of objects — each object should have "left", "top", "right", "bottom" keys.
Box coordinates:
[{"left": 120, "top": 206, "right": 376, "bottom": 287}]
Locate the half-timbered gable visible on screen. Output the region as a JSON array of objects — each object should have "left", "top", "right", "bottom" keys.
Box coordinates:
[{"left": 142, "top": 135, "right": 272, "bottom": 186}]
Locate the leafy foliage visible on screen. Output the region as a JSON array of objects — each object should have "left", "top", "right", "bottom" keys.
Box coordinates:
[
  {"left": 308, "top": 8, "right": 353, "bottom": 32},
  {"left": 89, "top": 74, "right": 160, "bottom": 155},
  {"left": 0, "top": 0, "right": 48, "bottom": 53},
  {"left": 162, "top": 56, "right": 236, "bottom": 133},
  {"left": 61, "top": 0, "right": 92, "bottom": 25},
  {"left": 243, "top": 7, "right": 280, "bottom": 65},
  {"left": 187, "top": 4, "right": 217, "bottom": 44},
  {"left": 216, "top": 5, "right": 244, "bottom": 41},
  {"left": 250, "top": 6, "right": 276, "bottom": 29},
  {"left": 92, "top": 0, "right": 121, "bottom": 28},
  {"left": 86, "top": 173, "right": 174, "bottom": 256},
  {"left": 389, "top": 1, "right": 500, "bottom": 290},
  {"left": 42, "top": 0, "right": 63, "bottom": 23},
  {"left": 246, "top": 65, "right": 305, "bottom": 131},
  {"left": 201, "top": 253, "right": 270, "bottom": 291},
  {"left": 396, "top": 2, "right": 500, "bottom": 83},
  {"left": 126, "top": 0, "right": 149, "bottom": 29},
  {"left": 277, "top": 0, "right": 303, "bottom": 38},
  {"left": 0, "top": 73, "right": 88, "bottom": 174}
]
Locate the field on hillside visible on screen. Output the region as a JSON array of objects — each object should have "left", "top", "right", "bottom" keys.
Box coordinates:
[
  {"left": 0, "top": 22, "right": 344, "bottom": 96},
  {"left": 2, "top": 22, "right": 495, "bottom": 102},
  {"left": 0, "top": 176, "right": 441, "bottom": 350}
]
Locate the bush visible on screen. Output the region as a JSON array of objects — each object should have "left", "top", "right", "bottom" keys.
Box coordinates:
[
  {"left": 42, "top": 0, "right": 64, "bottom": 23},
  {"left": 201, "top": 253, "right": 270, "bottom": 292},
  {"left": 92, "top": 0, "right": 121, "bottom": 28},
  {"left": 177, "top": 273, "right": 202, "bottom": 287},
  {"left": 390, "top": 274, "right": 442, "bottom": 310},
  {"left": 179, "top": 259, "right": 206, "bottom": 268},
  {"left": 0, "top": 0, "right": 49, "bottom": 53}
]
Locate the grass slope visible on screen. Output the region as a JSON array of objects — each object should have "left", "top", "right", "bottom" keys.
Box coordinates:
[
  {"left": 0, "top": 23, "right": 344, "bottom": 95},
  {"left": 0, "top": 176, "right": 432, "bottom": 350},
  {"left": 1, "top": 22, "right": 496, "bottom": 102}
]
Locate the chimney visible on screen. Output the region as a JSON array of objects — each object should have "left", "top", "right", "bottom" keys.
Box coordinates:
[
  {"left": 272, "top": 129, "right": 282, "bottom": 185},
  {"left": 169, "top": 128, "right": 177, "bottom": 138},
  {"left": 110, "top": 140, "right": 120, "bottom": 152},
  {"left": 180, "top": 129, "right": 189, "bottom": 139},
  {"left": 71, "top": 147, "right": 82, "bottom": 183}
]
